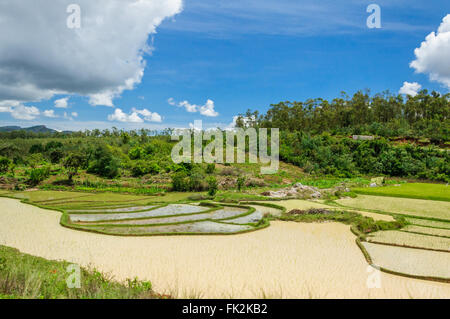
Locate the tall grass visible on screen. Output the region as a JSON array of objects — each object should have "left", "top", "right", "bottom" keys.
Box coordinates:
[{"left": 0, "top": 245, "right": 162, "bottom": 299}]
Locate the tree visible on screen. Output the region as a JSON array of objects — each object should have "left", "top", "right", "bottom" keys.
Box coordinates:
[
  {"left": 207, "top": 176, "right": 218, "bottom": 196},
  {"left": 0, "top": 156, "right": 11, "bottom": 174},
  {"left": 63, "top": 154, "right": 83, "bottom": 182},
  {"left": 28, "top": 167, "right": 50, "bottom": 185},
  {"left": 237, "top": 176, "right": 246, "bottom": 191}
]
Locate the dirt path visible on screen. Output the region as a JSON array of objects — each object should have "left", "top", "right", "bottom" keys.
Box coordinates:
[{"left": 0, "top": 198, "right": 448, "bottom": 298}]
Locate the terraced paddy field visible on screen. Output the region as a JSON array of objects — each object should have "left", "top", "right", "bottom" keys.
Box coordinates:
[
  {"left": 1, "top": 197, "right": 449, "bottom": 298},
  {"left": 403, "top": 225, "right": 450, "bottom": 238},
  {"left": 405, "top": 218, "right": 450, "bottom": 230},
  {"left": 367, "top": 231, "right": 450, "bottom": 252},
  {"left": 363, "top": 242, "right": 450, "bottom": 279},
  {"left": 352, "top": 183, "right": 450, "bottom": 202},
  {"left": 336, "top": 195, "right": 450, "bottom": 221}
]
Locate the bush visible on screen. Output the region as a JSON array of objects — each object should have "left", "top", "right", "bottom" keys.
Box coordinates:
[
  {"left": 171, "top": 172, "right": 190, "bottom": 192},
  {"left": 0, "top": 156, "right": 11, "bottom": 174},
  {"left": 237, "top": 176, "right": 246, "bottom": 191},
  {"left": 87, "top": 146, "right": 120, "bottom": 179},
  {"left": 28, "top": 167, "right": 50, "bottom": 185},
  {"left": 128, "top": 147, "right": 143, "bottom": 160},
  {"left": 206, "top": 163, "right": 216, "bottom": 174},
  {"left": 207, "top": 176, "right": 218, "bottom": 196},
  {"left": 131, "top": 161, "right": 161, "bottom": 177},
  {"left": 29, "top": 144, "right": 44, "bottom": 154},
  {"left": 49, "top": 149, "right": 64, "bottom": 164},
  {"left": 63, "top": 154, "right": 84, "bottom": 182}
]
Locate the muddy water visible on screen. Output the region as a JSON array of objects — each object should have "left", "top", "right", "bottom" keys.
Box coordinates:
[{"left": 0, "top": 198, "right": 449, "bottom": 298}]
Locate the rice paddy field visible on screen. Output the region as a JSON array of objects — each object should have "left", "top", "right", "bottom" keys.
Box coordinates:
[
  {"left": 352, "top": 183, "right": 450, "bottom": 202},
  {"left": 363, "top": 242, "right": 450, "bottom": 279},
  {"left": 0, "top": 197, "right": 449, "bottom": 298},
  {"left": 1, "top": 185, "right": 449, "bottom": 298},
  {"left": 367, "top": 231, "right": 450, "bottom": 252},
  {"left": 336, "top": 195, "right": 450, "bottom": 221}
]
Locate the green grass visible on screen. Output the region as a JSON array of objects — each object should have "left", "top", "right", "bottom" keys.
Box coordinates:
[
  {"left": 9, "top": 190, "right": 91, "bottom": 202},
  {"left": 0, "top": 245, "right": 164, "bottom": 299},
  {"left": 276, "top": 209, "right": 407, "bottom": 240},
  {"left": 352, "top": 183, "right": 450, "bottom": 202}
]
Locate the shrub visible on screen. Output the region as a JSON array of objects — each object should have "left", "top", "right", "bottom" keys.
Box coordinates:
[
  {"left": 0, "top": 156, "right": 11, "bottom": 174},
  {"left": 237, "top": 176, "right": 246, "bottom": 191},
  {"left": 49, "top": 149, "right": 64, "bottom": 164},
  {"left": 28, "top": 167, "right": 50, "bottom": 185},
  {"left": 128, "top": 147, "right": 143, "bottom": 160},
  {"left": 131, "top": 161, "right": 161, "bottom": 177},
  {"left": 87, "top": 146, "right": 120, "bottom": 179},
  {"left": 29, "top": 144, "right": 44, "bottom": 154},
  {"left": 171, "top": 172, "right": 190, "bottom": 192},
  {"left": 207, "top": 176, "right": 218, "bottom": 196},
  {"left": 206, "top": 163, "right": 216, "bottom": 174},
  {"left": 63, "top": 154, "right": 84, "bottom": 182},
  {"left": 44, "top": 141, "right": 63, "bottom": 152}
]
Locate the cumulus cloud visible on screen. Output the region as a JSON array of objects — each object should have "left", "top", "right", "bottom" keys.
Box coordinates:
[
  {"left": 169, "top": 98, "right": 219, "bottom": 117},
  {"left": 199, "top": 99, "right": 219, "bottom": 117},
  {"left": 43, "top": 110, "right": 58, "bottom": 118},
  {"left": 54, "top": 97, "right": 69, "bottom": 109},
  {"left": 132, "top": 108, "right": 163, "bottom": 123},
  {"left": 399, "top": 82, "right": 422, "bottom": 97},
  {"left": 410, "top": 14, "right": 450, "bottom": 89},
  {"left": 10, "top": 105, "right": 40, "bottom": 120},
  {"left": 108, "top": 108, "right": 162, "bottom": 123},
  {"left": 0, "top": 0, "right": 183, "bottom": 106}
]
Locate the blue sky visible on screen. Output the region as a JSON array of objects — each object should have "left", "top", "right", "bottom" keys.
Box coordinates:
[{"left": 1, "top": 0, "right": 449, "bottom": 131}]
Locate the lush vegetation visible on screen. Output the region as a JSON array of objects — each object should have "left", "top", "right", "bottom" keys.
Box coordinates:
[
  {"left": 237, "top": 90, "right": 449, "bottom": 142},
  {"left": 278, "top": 208, "right": 407, "bottom": 237},
  {"left": 0, "top": 90, "right": 448, "bottom": 194},
  {"left": 352, "top": 183, "right": 450, "bottom": 202},
  {"left": 0, "top": 245, "right": 164, "bottom": 299}
]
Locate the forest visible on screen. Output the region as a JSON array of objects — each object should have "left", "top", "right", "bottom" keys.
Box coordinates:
[{"left": 0, "top": 90, "right": 448, "bottom": 194}]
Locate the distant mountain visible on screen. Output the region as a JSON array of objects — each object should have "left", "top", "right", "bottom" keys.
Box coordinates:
[{"left": 0, "top": 125, "right": 58, "bottom": 133}]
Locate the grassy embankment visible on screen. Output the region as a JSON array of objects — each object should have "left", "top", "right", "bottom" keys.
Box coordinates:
[{"left": 0, "top": 245, "right": 164, "bottom": 299}]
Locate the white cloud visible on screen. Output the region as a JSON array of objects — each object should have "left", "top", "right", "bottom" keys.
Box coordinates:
[
  {"left": 199, "top": 99, "right": 219, "bottom": 117},
  {"left": 0, "top": 0, "right": 183, "bottom": 106},
  {"left": 54, "top": 97, "right": 69, "bottom": 109},
  {"left": 108, "top": 108, "right": 162, "bottom": 123},
  {"left": 168, "top": 98, "right": 176, "bottom": 106},
  {"left": 169, "top": 98, "right": 219, "bottom": 117},
  {"left": 71, "top": 112, "right": 78, "bottom": 118},
  {"left": 399, "top": 82, "right": 422, "bottom": 97},
  {"left": 132, "top": 108, "right": 162, "bottom": 123},
  {"left": 178, "top": 100, "right": 199, "bottom": 113},
  {"left": 10, "top": 105, "right": 40, "bottom": 120},
  {"left": 0, "top": 101, "right": 40, "bottom": 120},
  {"left": 410, "top": 14, "right": 450, "bottom": 89},
  {"left": 108, "top": 109, "right": 143, "bottom": 123},
  {"left": 43, "top": 109, "right": 58, "bottom": 118}
]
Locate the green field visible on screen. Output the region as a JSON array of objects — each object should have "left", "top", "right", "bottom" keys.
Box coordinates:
[
  {"left": 336, "top": 195, "right": 450, "bottom": 221},
  {"left": 352, "top": 183, "right": 450, "bottom": 202},
  {"left": 0, "top": 245, "right": 161, "bottom": 299}
]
